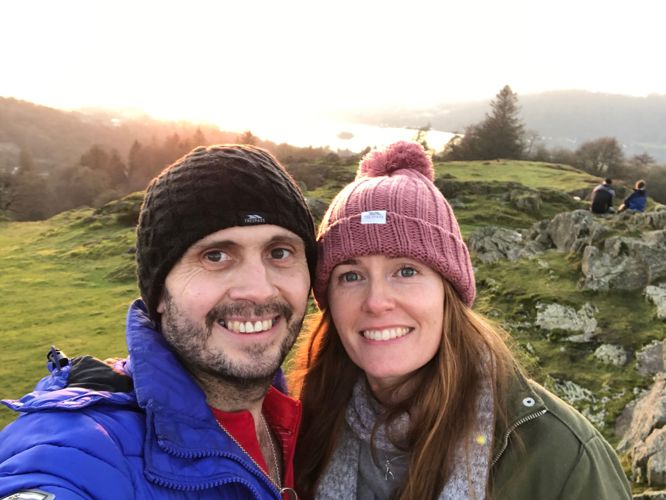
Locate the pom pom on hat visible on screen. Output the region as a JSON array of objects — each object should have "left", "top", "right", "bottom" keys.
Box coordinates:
[{"left": 358, "top": 140, "right": 434, "bottom": 181}]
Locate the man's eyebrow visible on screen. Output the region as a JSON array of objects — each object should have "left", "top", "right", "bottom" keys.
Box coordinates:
[
  {"left": 337, "top": 258, "right": 358, "bottom": 266},
  {"left": 189, "top": 239, "right": 238, "bottom": 251},
  {"left": 266, "top": 234, "right": 305, "bottom": 247},
  {"left": 189, "top": 233, "right": 305, "bottom": 251}
]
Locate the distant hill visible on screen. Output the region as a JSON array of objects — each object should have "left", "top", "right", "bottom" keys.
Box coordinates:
[
  {"left": 0, "top": 97, "right": 238, "bottom": 172},
  {"left": 345, "top": 90, "right": 666, "bottom": 161}
]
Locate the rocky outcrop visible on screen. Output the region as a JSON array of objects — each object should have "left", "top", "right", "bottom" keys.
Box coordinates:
[
  {"left": 618, "top": 206, "right": 666, "bottom": 230},
  {"left": 646, "top": 285, "right": 666, "bottom": 320},
  {"left": 545, "top": 209, "right": 610, "bottom": 254},
  {"left": 535, "top": 302, "right": 598, "bottom": 342},
  {"left": 617, "top": 374, "right": 666, "bottom": 487},
  {"left": 594, "top": 344, "right": 630, "bottom": 367},
  {"left": 580, "top": 230, "right": 666, "bottom": 291},
  {"left": 468, "top": 207, "right": 666, "bottom": 268},
  {"left": 636, "top": 340, "right": 665, "bottom": 377},
  {"left": 553, "top": 379, "right": 606, "bottom": 427},
  {"left": 467, "top": 226, "right": 545, "bottom": 263},
  {"left": 507, "top": 189, "right": 542, "bottom": 213}
]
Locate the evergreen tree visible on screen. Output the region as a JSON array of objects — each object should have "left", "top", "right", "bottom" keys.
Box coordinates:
[
  {"left": 449, "top": 85, "right": 525, "bottom": 160},
  {"left": 237, "top": 130, "right": 258, "bottom": 146},
  {"left": 18, "top": 148, "right": 35, "bottom": 174},
  {"left": 0, "top": 169, "right": 15, "bottom": 213},
  {"left": 477, "top": 85, "right": 525, "bottom": 159},
  {"left": 10, "top": 147, "right": 53, "bottom": 220},
  {"left": 192, "top": 128, "right": 207, "bottom": 148}
]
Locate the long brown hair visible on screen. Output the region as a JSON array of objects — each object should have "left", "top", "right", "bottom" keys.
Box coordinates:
[{"left": 289, "top": 280, "right": 517, "bottom": 499}]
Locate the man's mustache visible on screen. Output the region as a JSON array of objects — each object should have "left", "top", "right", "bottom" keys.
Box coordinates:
[{"left": 205, "top": 300, "right": 293, "bottom": 330}]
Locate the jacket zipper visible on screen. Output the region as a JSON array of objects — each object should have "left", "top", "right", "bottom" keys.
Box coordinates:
[
  {"left": 148, "top": 472, "right": 259, "bottom": 494},
  {"left": 491, "top": 409, "right": 547, "bottom": 466},
  {"left": 216, "top": 420, "right": 282, "bottom": 492},
  {"left": 152, "top": 433, "right": 283, "bottom": 497}
]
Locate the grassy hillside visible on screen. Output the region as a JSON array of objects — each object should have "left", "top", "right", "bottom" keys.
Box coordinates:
[
  {"left": 0, "top": 208, "right": 138, "bottom": 425},
  {"left": 1, "top": 159, "right": 662, "bottom": 441}
]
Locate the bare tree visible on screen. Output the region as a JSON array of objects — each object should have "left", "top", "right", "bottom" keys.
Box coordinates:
[{"left": 574, "top": 137, "right": 625, "bottom": 176}]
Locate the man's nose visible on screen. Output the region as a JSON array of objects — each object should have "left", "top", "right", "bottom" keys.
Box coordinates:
[{"left": 227, "top": 257, "right": 277, "bottom": 303}]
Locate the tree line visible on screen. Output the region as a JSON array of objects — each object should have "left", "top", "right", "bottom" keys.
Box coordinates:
[
  {"left": 2, "top": 88, "right": 665, "bottom": 221},
  {"left": 0, "top": 129, "right": 341, "bottom": 221},
  {"left": 436, "top": 85, "right": 666, "bottom": 204}
]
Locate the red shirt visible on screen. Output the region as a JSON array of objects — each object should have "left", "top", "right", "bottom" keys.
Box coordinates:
[{"left": 210, "top": 386, "right": 301, "bottom": 493}]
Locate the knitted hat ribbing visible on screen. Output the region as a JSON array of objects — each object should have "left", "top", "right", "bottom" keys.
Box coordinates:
[
  {"left": 137, "top": 144, "right": 316, "bottom": 321},
  {"left": 314, "top": 141, "right": 475, "bottom": 309}
]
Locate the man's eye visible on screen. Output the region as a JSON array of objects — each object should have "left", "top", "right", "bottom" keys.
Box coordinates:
[
  {"left": 398, "top": 266, "right": 417, "bottom": 278},
  {"left": 340, "top": 271, "right": 360, "bottom": 283},
  {"left": 204, "top": 250, "right": 229, "bottom": 263},
  {"left": 270, "top": 248, "right": 292, "bottom": 260}
]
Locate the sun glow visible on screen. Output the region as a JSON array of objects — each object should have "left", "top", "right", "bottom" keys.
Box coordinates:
[{"left": 1, "top": 0, "right": 664, "bottom": 146}]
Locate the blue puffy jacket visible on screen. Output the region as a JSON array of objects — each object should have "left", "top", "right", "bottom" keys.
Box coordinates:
[
  {"left": 0, "top": 300, "right": 292, "bottom": 499},
  {"left": 623, "top": 188, "right": 647, "bottom": 212}
]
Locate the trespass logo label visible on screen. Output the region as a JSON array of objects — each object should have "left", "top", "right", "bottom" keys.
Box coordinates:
[{"left": 360, "top": 210, "right": 387, "bottom": 224}]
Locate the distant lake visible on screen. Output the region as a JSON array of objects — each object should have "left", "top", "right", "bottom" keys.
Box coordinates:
[{"left": 249, "top": 120, "right": 457, "bottom": 153}]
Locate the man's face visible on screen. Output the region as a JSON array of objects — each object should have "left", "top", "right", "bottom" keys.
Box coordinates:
[{"left": 157, "top": 224, "right": 310, "bottom": 384}]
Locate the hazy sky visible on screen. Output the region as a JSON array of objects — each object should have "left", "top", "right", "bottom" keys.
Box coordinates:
[{"left": 2, "top": 0, "right": 664, "bottom": 133}]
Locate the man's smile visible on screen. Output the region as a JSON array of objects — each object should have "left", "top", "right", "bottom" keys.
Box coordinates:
[{"left": 219, "top": 317, "right": 279, "bottom": 334}]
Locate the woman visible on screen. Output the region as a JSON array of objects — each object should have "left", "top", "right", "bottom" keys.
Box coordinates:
[
  {"left": 619, "top": 179, "right": 647, "bottom": 212},
  {"left": 290, "top": 141, "right": 630, "bottom": 499}
]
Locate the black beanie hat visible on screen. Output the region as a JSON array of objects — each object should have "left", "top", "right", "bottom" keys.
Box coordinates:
[{"left": 136, "top": 144, "right": 317, "bottom": 321}]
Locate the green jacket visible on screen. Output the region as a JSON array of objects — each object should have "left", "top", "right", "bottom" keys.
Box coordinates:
[{"left": 491, "top": 374, "right": 631, "bottom": 500}]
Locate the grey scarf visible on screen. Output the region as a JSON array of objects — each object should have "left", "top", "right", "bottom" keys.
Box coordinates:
[{"left": 316, "top": 377, "right": 495, "bottom": 499}]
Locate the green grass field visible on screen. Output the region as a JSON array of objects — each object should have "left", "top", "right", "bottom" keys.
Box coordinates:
[
  {"left": 436, "top": 159, "right": 600, "bottom": 192},
  {"left": 0, "top": 210, "right": 137, "bottom": 425}
]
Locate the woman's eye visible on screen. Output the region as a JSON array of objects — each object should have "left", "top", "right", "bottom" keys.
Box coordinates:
[
  {"left": 340, "top": 271, "right": 360, "bottom": 283},
  {"left": 398, "top": 266, "right": 417, "bottom": 278},
  {"left": 204, "top": 250, "right": 229, "bottom": 263},
  {"left": 270, "top": 247, "right": 292, "bottom": 260}
]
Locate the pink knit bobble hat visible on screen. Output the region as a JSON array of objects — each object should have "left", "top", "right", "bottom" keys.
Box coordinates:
[{"left": 314, "top": 140, "right": 476, "bottom": 309}]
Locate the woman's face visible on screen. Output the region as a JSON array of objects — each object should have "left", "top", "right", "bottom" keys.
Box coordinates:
[{"left": 328, "top": 255, "right": 445, "bottom": 392}]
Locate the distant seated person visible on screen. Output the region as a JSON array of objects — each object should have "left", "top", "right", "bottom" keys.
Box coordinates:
[
  {"left": 590, "top": 177, "right": 615, "bottom": 214},
  {"left": 618, "top": 179, "right": 648, "bottom": 213}
]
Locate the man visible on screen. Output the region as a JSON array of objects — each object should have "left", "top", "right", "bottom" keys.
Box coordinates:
[
  {"left": 0, "top": 145, "right": 316, "bottom": 499},
  {"left": 590, "top": 177, "right": 615, "bottom": 214}
]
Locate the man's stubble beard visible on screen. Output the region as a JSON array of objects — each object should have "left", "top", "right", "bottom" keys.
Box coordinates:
[{"left": 160, "top": 291, "right": 304, "bottom": 392}]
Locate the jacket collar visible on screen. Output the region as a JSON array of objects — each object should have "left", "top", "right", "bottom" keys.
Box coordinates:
[{"left": 491, "top": 370, "right": 547, "bottom": 465}]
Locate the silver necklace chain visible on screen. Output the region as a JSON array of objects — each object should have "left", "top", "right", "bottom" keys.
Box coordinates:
[
  {"left": 260, "top": 412, "right": 282, "bottom": 488},
  {"left": 216, "top": 414, "right": 283, "bottom": 491}
]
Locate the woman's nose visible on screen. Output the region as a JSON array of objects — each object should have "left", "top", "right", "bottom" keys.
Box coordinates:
[{"left": 361, "top": 279, "right": 395, "bottom": 314}]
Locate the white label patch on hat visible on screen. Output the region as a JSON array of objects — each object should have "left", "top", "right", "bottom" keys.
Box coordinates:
[
  {"left": 361, "top": 210, "right": 387, "bottom": 224},
  {"left": 240, "top": 212, "right": 267, "bottom": 225}
]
